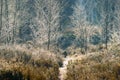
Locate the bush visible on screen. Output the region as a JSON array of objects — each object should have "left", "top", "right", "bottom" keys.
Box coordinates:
[
  {"left": 0, "top": 49, "right": 32, "bottom": 64},
  {"left": 0, "top": 48, "right": 60, "bottom": 80},
  {"left": 66, "top": 50, "right": 120, "bottom": 80},
  {"left": 0, "top": 70, "right": 25, "bottom": 80}
]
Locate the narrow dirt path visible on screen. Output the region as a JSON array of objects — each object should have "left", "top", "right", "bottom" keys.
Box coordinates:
[
  {"left": 59, "top": 67, "right": 66, "bottom": 80},
  {"left": 59, "top": 56, "right": 72, "bottom": 80},
  {"left": 59, "top": 54, "right": 85, "bottom": 80}
]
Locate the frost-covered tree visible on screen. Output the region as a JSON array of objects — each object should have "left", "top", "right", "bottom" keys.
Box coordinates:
[
  {"left": 35, "top": 0, "right": 62, "bottom": 50},
  {"left": 71, "top": 1, "right": 101, "bottom": 53},
  {"left": 110, "top": 0, "right": 120, "bottom": 45}
]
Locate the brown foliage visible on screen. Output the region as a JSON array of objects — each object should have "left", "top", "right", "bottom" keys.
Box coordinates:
[
  {"left": 0, "top": 47, "right": 61, "bottom": 80},
  {"left": 66, "top": 48, "right": 120, "bottom": 80}
]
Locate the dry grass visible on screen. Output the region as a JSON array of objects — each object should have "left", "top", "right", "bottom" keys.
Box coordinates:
[
  {"left": 66, "top": 45, "right": 120, "bottom": 80},
  {"left": 0, "top": 45, "right": 62, "bottom": 80}
]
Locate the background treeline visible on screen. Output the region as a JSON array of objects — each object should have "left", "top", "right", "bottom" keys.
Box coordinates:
[{"left": 0, "top": 0, "right": 120, "bottom": 53}]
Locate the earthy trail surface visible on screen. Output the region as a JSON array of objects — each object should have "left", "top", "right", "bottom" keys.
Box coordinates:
[{"left": 59, "top": 54, "right": 86, "bottom": 80}]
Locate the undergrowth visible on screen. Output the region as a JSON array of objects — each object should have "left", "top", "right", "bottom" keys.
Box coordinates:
[
  {"left": 66, "top": 45, "right": 120, "bottom": 80},
  {"left": 0, "top": 47, "right": 61, "bottom": 80}
]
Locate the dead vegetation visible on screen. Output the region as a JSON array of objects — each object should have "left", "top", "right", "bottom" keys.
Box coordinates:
[
  {"left": 0, "top": 45, "right": 62, "bottom": 80},
  {"left": 65, "top": 45, "right": 120, "bottom": 80}
]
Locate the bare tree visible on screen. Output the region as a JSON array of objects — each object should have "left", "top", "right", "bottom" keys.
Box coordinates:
[
  {"left": 71, "top": 1, "right": 102, "bottom": 53},
  {"left": 110, "top": 0, "right": 120, "bottom": 45},
  {"left": 0, "top": 0, "right": 19, "bottom": 44},
  {"left": 35, "top": 0, "right": 62, "bottom": 50},
  {"left": 71, "top": 2, "right": 86, "bottom": 53}
]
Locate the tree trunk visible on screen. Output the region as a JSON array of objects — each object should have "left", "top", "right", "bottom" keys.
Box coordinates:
[
  {"left": 0, "top": 0, "right": 3, "bottom": 37},
  {"left": 5, "top": 0, "right": 9, "bottom": 44},
  {"left": 105, "top": 21, "right": 108, "bottom": 50},
  {"left": 105, "top": 0, "right": 109, "bottom": 50},
  {"left": 47, "top": 24, "right": 51, "bottom": 50},
  {"left": 47, "top": 0, "right": 52, "bottom": 50},
  {"left": 13, "top": 11, "right": 16, "bottom": 44}
]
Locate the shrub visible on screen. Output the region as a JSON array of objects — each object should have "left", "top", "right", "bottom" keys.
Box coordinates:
[
  {"left": 0, "top": 47, "right": 60, "bottom": 80},
  {"left": 66, "top": 49, "right": 120, "bottom": 80},
  {"left": 0, "top": 70, "right": 25, "bottom": 80}
]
